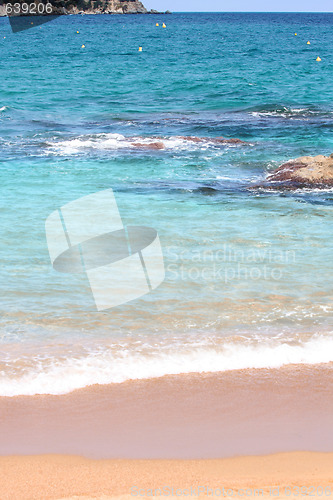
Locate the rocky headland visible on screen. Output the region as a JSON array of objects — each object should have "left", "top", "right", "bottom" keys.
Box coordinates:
[{"left": 0, "top": 0, "right": 171, "bottom": 16}]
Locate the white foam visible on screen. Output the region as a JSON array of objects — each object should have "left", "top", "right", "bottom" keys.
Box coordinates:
[
  {"left": 46, "top": 134, "right": 242, "bottom": 155},
  {"left": 1, "top": 334, "right": 332, "bottom": 397},
  {"left": 250, "top": 107, "right": 331, "bottom": 119},
  {"left": 47, "top": 134, "right": 127, "bottom": 155}
]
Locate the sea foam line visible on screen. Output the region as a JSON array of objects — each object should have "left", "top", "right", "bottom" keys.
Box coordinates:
[
  {"left": 0, "top": 335, "right": 332, "bottom": 397},
  {"left": 46, "top": 133, "right": 245, "bottom": 155}
]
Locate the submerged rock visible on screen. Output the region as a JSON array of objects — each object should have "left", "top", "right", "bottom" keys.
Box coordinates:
[
  {"left": 131, "top": 136, "right": 247, "bottom": 150},
  {"left": 180, "top": 136, "right": 246, "bottom": 145},
  {"left": 129, "top": 136, "right": 246, "bottom": 150},
  {"left": 258, "top": 154, "right": 333, "bottom": 189},
  {"left": 132, "top": 141, "right": 165, "bottom": 149}
]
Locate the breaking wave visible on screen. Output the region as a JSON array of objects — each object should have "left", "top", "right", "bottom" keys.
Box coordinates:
[
  {"left": 1, "top": 334, "right": 332, "bottom": 396},
  {"left": 244, "top": 104, "right": 333, "bottom": 119},
  {"left": 45, "top": 133, "right": 246, "bottom": 155}
]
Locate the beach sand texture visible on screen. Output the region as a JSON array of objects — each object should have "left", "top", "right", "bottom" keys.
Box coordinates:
[
  {"left": 0, "top": 452, "right": 333, "bottom": 500},
  {"left": 1, "top": 366, "right": 333, "bottom": 498}
]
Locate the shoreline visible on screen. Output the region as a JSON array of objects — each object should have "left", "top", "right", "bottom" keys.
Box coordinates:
[
  {"left": 0, "top": 452, "right": 333, "bottom": 499},
  {"left": 1, "top": 364, "right": 333, "bottom": 458}
]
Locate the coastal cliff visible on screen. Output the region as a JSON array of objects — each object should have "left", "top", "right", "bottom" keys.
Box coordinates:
[
  {"left": 0, "top": 0, "right": 171, "bottom": 15},
  {"left": 55, "top": 0, "right": 148, "bottom": 14}
]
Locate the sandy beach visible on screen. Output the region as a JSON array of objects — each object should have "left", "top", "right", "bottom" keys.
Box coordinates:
[
  {"left": 1, "top": 365, "right": 333, "bottom": 498},
  {"left": 1, "top": 365, "right": 333, "bottom": 458},
  {"left": 0, "top": 452, "right": 333, "bottom": 500}
]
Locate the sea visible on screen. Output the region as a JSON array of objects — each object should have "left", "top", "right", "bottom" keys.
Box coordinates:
[{"left": 0, "top": 12, "right": 332, "bottom": 397}]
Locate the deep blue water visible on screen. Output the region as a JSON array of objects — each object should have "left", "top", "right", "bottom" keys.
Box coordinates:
[{"left": 0, "top": 13, "right": 332, "bottom": 395}]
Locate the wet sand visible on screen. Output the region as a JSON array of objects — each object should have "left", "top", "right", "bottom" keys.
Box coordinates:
[
  {"left": 1, "top": 365, "right": 333, "bottom": 499},
  {"left": 1, "top": 364, "right": 333, "bottom": 458}
]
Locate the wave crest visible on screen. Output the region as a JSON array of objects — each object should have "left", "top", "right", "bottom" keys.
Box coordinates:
[
  {"left": 1, "top": 334, "right": 332, "bottom": 397},
  {"left": 46, "top": 134, "right": 246, "bottom": 155}
]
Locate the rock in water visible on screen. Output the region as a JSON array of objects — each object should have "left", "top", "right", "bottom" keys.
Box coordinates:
[
  {"left": 261, "top": 154, "right": 333, "bottom": 189},
  {"left": 179, "top": 136, "right": 246, "bottom": 144}
]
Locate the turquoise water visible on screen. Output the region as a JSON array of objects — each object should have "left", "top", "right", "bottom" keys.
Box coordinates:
[{"left": 0, "top": 13, "right": 333, "bottom": 395}]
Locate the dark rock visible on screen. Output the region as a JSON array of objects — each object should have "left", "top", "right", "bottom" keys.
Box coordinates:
[
  {"left": 132, "top": 141, "right": 165, "bottom": 150},
  {"left": 213, "top": 137, "right": 246, "bottom": 144},
  {"left": 179, "top": 136, "right": 246, "bottom": 145}
]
